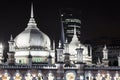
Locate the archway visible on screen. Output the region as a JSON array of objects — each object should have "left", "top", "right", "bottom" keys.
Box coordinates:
[
  {"left": 37, "top": 73, "right": 44, "bottom": 80},
  {"left": 96, "top": 72, "right": 102, "bottom": 80},
  {"left": 47, "top": 72, "right": 55, "bottom": 80},
  {"left": 13, "top": 71, "right": 22, "bottom": 80},
  {"left": 105, "top": 72, "right": 111, "bottom": 80},
  {"left": 65, "top": 71, "right": 76, "bottom": 80},
  {"left": 86, "top": 71, "right": 93, "bottom": 80},
  {"left": 24, "top": 71, "right": 33, "bottom": 80},
  {"left": 1, "top": 70, "right": 10, "bottom": 80}
]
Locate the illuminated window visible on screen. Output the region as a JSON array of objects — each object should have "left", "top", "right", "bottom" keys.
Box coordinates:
[
  {"left": 96, "top": 73, "right": 102, "bottom": 80},
  {"left": 25, "top": 73, "right": 33, "bottom": 80},
  {"left": 37, "top": 73, "right": 43, "bottom": 80},
  {"left": 114, "top": 72, "right": 120, "bottom": 80},
  {"left": 105, "top": 73, "right": 111, "bottom": 80},
  {"left": 13, "top": 73, "right": 22, "bottom": 80},
  {"left": 66, "top": 72, "right": 75, "bottom": 80},
  {"left": 87, "top": 72, "right": 93, "bottom": 80},
  {"left": 2, "top": 73, "right": 10, "bottom": 80},
  {"left": 47, "top": 73, "right": 54, "bottom": 80}
]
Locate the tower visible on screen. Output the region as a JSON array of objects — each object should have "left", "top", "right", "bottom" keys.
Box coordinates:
[
  {"left": 118, "top": 55, "right": 120, "bottom": 66},
  {"left": 7, "top": 35, "right": 15, "bottom": 65},
  {"left": 102, "top": 44, "right": 109, "bottom": 67},
  {"left": 56, "top": 40, "right": 64, "bottom": 62},
  {"left": 0, "top": 43, "right": 3, "bottom": 64},
  {"left": 8, "top": 35, "right": 15, "bottom": 52},
  {"left": 61, "top": 8, "right": 81, "bottom": 42}
]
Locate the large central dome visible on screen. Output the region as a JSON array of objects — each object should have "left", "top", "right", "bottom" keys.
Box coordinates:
[{"left": 14, "top": 5, "right": 51, "bottom": 50}]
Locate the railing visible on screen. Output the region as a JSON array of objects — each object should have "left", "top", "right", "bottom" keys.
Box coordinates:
[
  {"left": 63, "top": 66, "right": 78, "bottom": 69},
  {"left": 0, "top": 64, "right": 57, "bottom": 69},
  {"left": 85, "top": 66, "right": 120, "bottom": 70}
]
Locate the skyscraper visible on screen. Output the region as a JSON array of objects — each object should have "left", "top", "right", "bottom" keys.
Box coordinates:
[{"left": 61, "top": 8, "right": 81, "bottom": 42}]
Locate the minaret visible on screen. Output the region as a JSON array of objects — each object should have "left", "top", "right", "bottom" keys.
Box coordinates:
[
  {"left": 52, "top": 40, "right": 55, "bottom": 50},
  {"left": 56, "top": 40, "right": 64, "bottom": 62},
  {"left": 102, "top": 44, "right": 109, "bottom": 67},
  {"left": 97, "top": 57, "right": 101, "bottom": 65},
  {"left": 60, "top": 13, "right": 65, "bottom": 48},
  {"left": 8, "top": 35, "right": 15, "bottom": 52},
  {"left": 0, "top": 43, "right": 4, "bottom": 64},
  {"left": 64, "top": 38, "right": 69, "bottom": 53},
  {"left": 7, "top": 35, "right": 15, "bottom": 65},
  {"left": 118, "top": 54, "right": 120, "bottom": 66},
  {"left": 102, "top": 44, "right": 108, "bottom": 59}
]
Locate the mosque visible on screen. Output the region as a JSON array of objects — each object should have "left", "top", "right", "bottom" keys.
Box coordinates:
[{"left": 0, "top": 4, "right": 119, "bottom": 80}]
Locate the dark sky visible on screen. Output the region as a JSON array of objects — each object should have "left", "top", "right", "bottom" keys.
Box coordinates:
[{"left": 0, "top": 0, "right": 120, "bottom": 46}]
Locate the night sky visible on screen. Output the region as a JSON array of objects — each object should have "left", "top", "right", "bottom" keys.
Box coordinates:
[{"left": 0, "top": 0, "right": 120, "bottom": 46}]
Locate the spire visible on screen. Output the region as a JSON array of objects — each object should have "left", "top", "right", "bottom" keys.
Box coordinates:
[
  {"left": 10, "top": 34, "right": 13, "bottom": 41},
  {"left": 65, "top": 38, "right": 68, "bottom": 43},
  {"left": 97, "top": 57, "right": 101, "bottom": 65},
  {"left": 31, "top": 3, "right": 34, "bottom": 18},
  {"left": 52, "top": 40, "right": 55, "bottom": 50},
  {"left": 103, "top": 44, "right": 107, "bottom": 50},
  {"left": 58, "top": 40, "right": 62, "bottom": 48},
  {"left": 70, "top": 26, "right": 80, "bottom": 44},
  {"left": 74, "top": 26, "right": 77, "bottom": 35},
  {"left": 26, "top": 3, "right": 39, "bottom": 30},
  {"left": 60, "top": 10, "right": 65, "bottom": 48}
]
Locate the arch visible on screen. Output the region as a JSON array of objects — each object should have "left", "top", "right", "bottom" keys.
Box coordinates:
[
  {"left": 104, "top": 71, "right": 112, "bottom": 80},
  {"left": 36, "top": 71, "right": 44, "bottom": 80},
  {"left": 24, "top": 70, "right": 33, "bottom": 80},
  {"left": 1, "top": 70, "right": 11, "bottom": 80},
  {"left": 13, "top": 70, "right": 22, "bottom": 80},
  {"left": 85, "top": 71, "right": 93, "bottom": 80},
  {"left": 114, "top": 71, "right": 120, "bottom": 80},
  {"left": 95, "top": 71, "right": 112, "bottom": 80},
  {"left": 95, "top": 72, "right": 102, "bottom": 80},
  {"left": 47, "top": 71, "right": 55, "bottom": 80},
  {"left": 65, "top": 70, "right": 76, "bottom": 80}
]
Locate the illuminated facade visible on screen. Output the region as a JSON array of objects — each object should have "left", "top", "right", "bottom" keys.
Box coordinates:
[{"left": 0, "top": 4, "right": 120, "bottom": 80}]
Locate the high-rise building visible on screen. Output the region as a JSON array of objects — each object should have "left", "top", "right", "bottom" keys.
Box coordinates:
[{"left": 61, "top": 8, "right": 81, "bottom": 42}]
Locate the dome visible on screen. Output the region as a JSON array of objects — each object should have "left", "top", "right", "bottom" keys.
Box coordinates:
[
  {"left": 14, "top": 26, "right": 51, "bottom": 50},
  {"left": 14, "top": 6, "right": 51, "bottom": 50}
]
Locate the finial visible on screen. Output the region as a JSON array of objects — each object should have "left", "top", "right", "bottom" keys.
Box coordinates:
[
  {"left": 103, "top": 44, "right": 107, "bottom": 50},
  {"left": 10, "top": 34, "right": 13, "bottom": 41},
  {"left": 53, "top": 40, "right": 55, "bottom": 50},
  {"left": 65, "top": 38, "right": 68, "bottom": 43},
  {"left": 97, "top": 57, "right": 101, "bottom": 64},
  {"left": 74, "top": 27, "right": 77, "bottom": 35},
  {"left": 31, "top": 3, "right": 34, "bottom": 18},
  {"left": 58, "top": 40, "right": 62, "bottom": 48}
]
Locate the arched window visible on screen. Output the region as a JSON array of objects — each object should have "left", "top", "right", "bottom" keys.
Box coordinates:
[
  {"left": 114, "top": 71, "right": 120, "bottom": 80},
  {"left": 14, "top": 73, "right": 22, "bottom": 80},
  {"left": 105, "top": 72, "right": 111, "bottom": 80},
  {"left": 66, "top": 72, "right": 75, "bottom": 80},
  {"left": 13, "top": 70, "right": 22, "bottom": 80},
  {"left": 47, "top": 72, "right": 54, "bottom": 80},
  {"left": 24, "top": 71, "right": 33, "bottom": 80},
  {"left": 86, "top": 71, "right": 93, "bottom": 80},
  {"left": 96, "top": 72, "right": 102, "bottom": 80},
  {"left": 1, "top": 70, "right": 10, "bottom": 80},
  {"left": 36, "top": 73, "right": 43, "bottom": 80}
]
